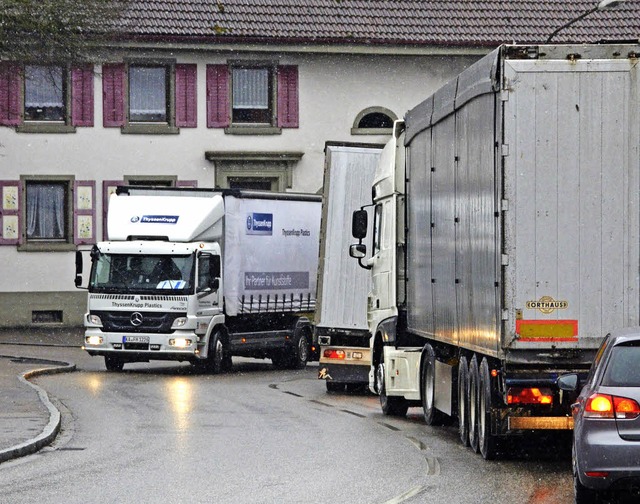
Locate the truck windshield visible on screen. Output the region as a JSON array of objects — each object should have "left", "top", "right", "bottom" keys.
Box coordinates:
[{"left": 89, "top": 253, "right": 195, "bottom": 293}]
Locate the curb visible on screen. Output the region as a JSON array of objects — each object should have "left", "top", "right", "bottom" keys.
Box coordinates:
[{"left": 0, "top": 356, "right": 76, "bottom": 464}]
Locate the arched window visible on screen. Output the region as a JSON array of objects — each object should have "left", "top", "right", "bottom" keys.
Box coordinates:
[{"left": 351, "top": 107, "right": 397, "bottom": 135}]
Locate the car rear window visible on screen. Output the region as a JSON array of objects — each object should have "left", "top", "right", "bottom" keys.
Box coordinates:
[{"left": 602, "top": 344, "right": 640, "bottom": 387}]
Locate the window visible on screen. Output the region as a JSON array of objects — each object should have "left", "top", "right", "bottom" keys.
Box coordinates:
[
  {"left": 0, "top": 178, "right": 96, "bottom": 250},
  {"left": 24, "top": 65, "right": 66, "bottom": 122},
  {"left": 103, "top": 61, "right": 196, "bottom": 133},
  {"left": 206, "top": 63, "right": 298, "bottom": 132},
  {"left": 232, "top": 67, "right": 272, "bottom": 124},
  {"left": 352, "top": 107, "right": 397, "bottom": 135},
  {"left": 129, "top": 65, "right": 169, "bottom": 122},
  {"left": 0, "top": 63, "right": 93, "bottom": 131},
  {"left": 26, "top": 181, "right": 67, "bottom": 240}
]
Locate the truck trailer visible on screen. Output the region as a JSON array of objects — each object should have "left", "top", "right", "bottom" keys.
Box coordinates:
[
  {"left": 350, "top": 43, "right": 640, "bottom": 459},
  {"left": 316, "top": 143, "right": 382, "bottom": 392},
  {"left": 76, "top": 186, "right": 321, "bottom": 372}
]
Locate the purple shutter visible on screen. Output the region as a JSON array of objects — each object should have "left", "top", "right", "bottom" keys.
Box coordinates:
[
  {"left": 206, "top": 64, "right": 230, "bottom": 128},
  {"left": 102, "top": 63, "right": 125, "bottom": 127},
  {"left": 0, "top": 180, "right": 21, "bottom": 245},
  {"left": 176, "top": 64, "right": 197, "bottom": 128},
  {"left": 71, "top": 64, "right": 94, "bottom": 127},
  {"left": 73, "top": 180, "right": 96, "bottom": 245},
  {"left": 0, "top": 63, "right": 21, "bottom": 126},
  {"left": 102, "top": 180, "right": 123, "bottom": 240},
  {"left": 277, "top": 65, "right": 299, "bottom": 128}
]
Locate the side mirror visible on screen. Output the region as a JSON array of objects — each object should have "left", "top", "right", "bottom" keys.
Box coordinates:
[
  {"left": 349, "top": 243, "right": 367, "bottom": 259},
  {"left": 74, "top": 250, "right": 90, "bottom": 289},
  {"left": 212, "top": 278, "right": 220, "bottom": 290},
  {"left": 557, "top": 373, "right": 579, "bottom": 392},
  {"left": 352, "top": 210, "right": 368, "bottom": 239}
]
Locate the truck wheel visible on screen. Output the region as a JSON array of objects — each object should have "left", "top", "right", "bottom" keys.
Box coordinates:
[
  {"left": 326, "top": 381, "right": 346, "bottom": 393},
  {"left": 479, "top": 357, "right": 499, "bottom": 460},
  {"left": 422, "top": 344, "right": 447, "bottom": 425},
  {"left": 290, "top": 330, "right": 309, "bottom": 370},
  {"left": 104, "top": 355, "right": 124, "bottom": 372},
  {"left": 468, "top": 355, "right": 480, "bottom": 453},
  {"left": 457, "top": 355, "right": 470, "bottom": 447},
  {"left": 206, "top": 332, "right": 229, "bottom": 374},
  {"left": 378, "top": 355, "right": 409, "bottom": 417}
]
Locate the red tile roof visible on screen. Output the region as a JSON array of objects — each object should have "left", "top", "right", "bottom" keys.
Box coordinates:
[{"left": 116, "top": 0, "right": 640, "bottom": 47}]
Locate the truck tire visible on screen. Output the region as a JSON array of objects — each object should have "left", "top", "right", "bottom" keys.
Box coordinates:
[
  {"left": 478, "top": 357, "right": 499, "bottom": 460},
  {"left": 457, "top": 355, "right": 470, "bottom": 447},
  {"left": 326, "top": 381, "right": 346, "bottom": 393},
  {"left": 290, "top": 330, "right": 309, "bottom": 370},
  {"left": 377, "top": 354, "right": 409, "bottom": 417},
  {"left": 104, "top": 355, "right": 124, "bottom": 372},
  {"left": 422, "top": 344, "right": 447, "bottom": 425},
  {"left": 206, "top": 331, "right": 230, "bottom": 374},
  {"left": 468, "top": 355, "right": 480, "bottom": 453}
]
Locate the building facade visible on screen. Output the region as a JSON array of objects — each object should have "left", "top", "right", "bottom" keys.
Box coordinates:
[{"left": 0, "top": 0, "right": 638, "bottom": 328}]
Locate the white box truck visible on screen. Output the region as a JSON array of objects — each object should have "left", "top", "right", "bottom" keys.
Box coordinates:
[
  {"left": 316, "top": 143, "right": 382, "bottom": 392},
  {"left": 350, "top": 43, "right": 640, "bottom": 459},
  {"left": 76, "top": 187, "right": 321, "bottom": 372}
]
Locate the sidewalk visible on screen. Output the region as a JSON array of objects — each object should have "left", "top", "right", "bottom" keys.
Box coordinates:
[{"left": 0, "top": 327, "right": 81, "bottom": 463}]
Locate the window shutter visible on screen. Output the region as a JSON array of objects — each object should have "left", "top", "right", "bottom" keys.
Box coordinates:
[
  {"left": 74, "top": 180, "right": 96, "bottom": 245},
  {"left": 176, "top": 64, "right": 197, "bottom": 128},
  {"left": 102, "top": 63, "right": 125, "bottom": 127},
  {"left": 206, "top": 64, "right": 230, "bottom": 128},
  {"left": 0, "top": 181, "right": 21, "bottom": 245},
  {"left": 277, "top": 65, "right": 299, "bottom": 128},
  {"left": 71, "top": 64, "right": 94, "bottom": 127},
  {"left": 0, "top": 63, "right": 22, "bottom": 126},
  {"left": 102, "top": 180, "right": 123, "bottom": 240}
]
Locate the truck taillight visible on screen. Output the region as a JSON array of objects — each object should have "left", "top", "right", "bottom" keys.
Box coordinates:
[
  {"left": 507, "top": 387, "right": 553, "bottom": 405},
  {"left": 323, "top": 349, "right": 345, "bottom": 360},
  {"left": 584, "top": 393, "right": 640, "bottom": 419}
]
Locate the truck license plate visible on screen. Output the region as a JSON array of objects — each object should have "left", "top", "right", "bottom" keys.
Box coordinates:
[{"left": 123, "top": 336, "right": 150, "bottom": 344}]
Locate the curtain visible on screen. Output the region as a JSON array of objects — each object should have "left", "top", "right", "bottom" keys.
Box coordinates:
[
  {"left": 26, "top": 183, "right": 65, "bottom": 239},
  {"left": 232, "top": 68, "right": 268, "bottom": 109},
  {"left": 25, "top": 66, "right": 63, "bottom": 108},
  {"left": 129, "top": 66, "right": 167, "bottom": 120}
]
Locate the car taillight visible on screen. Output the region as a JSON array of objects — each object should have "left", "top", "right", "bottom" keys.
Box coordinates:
[
  {"left": 507, "top": 387, "right": 553, "bottom": 405},
  {"left": 614, "top": 396, "right": 640, "bottom": 420},
  {"left": 584, "top": 393, "right": 640, "bottom": 419},
  {"left": 323, "top": 349, "right": 346, "bottom": 360}
]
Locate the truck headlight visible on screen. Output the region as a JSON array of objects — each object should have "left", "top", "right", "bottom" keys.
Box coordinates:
[
  {"left": 169, "top": 338, "right": 192, "bottom": 348},
  {"left": 87, "top": 314, "right": 102, "bottom": 326},
  {"left": 85, "top": 336, "right": 103, "bottom": 346},
  {"left": 172, "top": 317, "right": 187, "bottom": 328}
]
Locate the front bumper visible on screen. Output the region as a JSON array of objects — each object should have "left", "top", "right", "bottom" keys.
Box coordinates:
[{"left": 83, "top": 328, "right": 202, "bottom": 362}]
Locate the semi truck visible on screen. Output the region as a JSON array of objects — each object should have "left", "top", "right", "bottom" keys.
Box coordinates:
[
  {"left": 75, "top": 186, "right": 321, "bottom": 372},
  {"left": 316, "top": 143, "right": 382, "bottom": 392},
  {"left": 349, "top": 43, "right": 640, "bottom": 459}
]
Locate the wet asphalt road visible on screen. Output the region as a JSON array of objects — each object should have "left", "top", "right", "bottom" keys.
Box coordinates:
[{"left": 0, "top": 345, "right": 574, "bottom": 504}]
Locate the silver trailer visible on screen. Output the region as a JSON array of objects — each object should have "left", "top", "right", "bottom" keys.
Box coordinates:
[
  {"left": 316, "top": 143, "right": 382, "bottom": 392},
  {"left": 354, "top": 44, "right": 640, "bottom": 459}
]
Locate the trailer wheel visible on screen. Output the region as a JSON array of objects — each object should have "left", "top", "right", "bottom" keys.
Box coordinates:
[
  {"left": 104, "top": 355, "right": 124, "bottom": 372},
  {"left": 422, "top": 344, "right": 447, "bottom": 425},
  {"left": 478, "top": 357, "right": 499, "bottom": 460},
  {"left": 457, "top": 355, "right": 470, "bottom": 447},
  {"left": 378, "top": 354, "right": 409, "bottom": 417},
  {"left": 468, "top": 355, "right": 480, "bottom": 453}
]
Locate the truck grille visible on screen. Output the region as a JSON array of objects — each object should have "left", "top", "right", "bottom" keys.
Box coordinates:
[{"left": 92, "top": 311, "right": 186, "bottom": 334}]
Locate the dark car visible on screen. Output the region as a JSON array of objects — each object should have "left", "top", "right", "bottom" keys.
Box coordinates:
[{"left": 558, "top": 327, "right": 640, "bottom": 504}]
